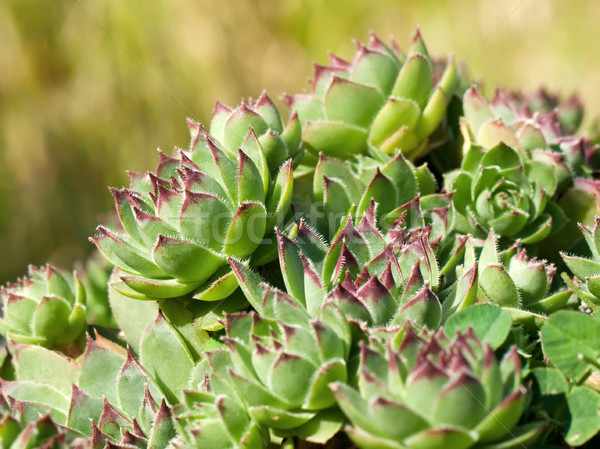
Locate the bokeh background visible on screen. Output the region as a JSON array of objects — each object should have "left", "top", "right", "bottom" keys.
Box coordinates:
[{"left": 1, "top": 0, "right": 599, "bottom": 283}]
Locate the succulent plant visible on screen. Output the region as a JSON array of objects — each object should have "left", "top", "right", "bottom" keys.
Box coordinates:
[
  {"left": 444, "top": 141, "right": 567, "bottom": 245},
  {"left": 0, "top": 388, "right": 84, "bottom": 449},
  {"left": 286, "top": 29, "right": 457, "bottom": 164},
  {"left": 0, "top": 265, "right": 86, "bottom": 355},
  {"left": 174, "top": 389, "right": 268, "bottom": 449},
  {"left": 562, "top": 216, "right": 600, "bottom": 311},
  {"left": 523, "top": 88, "right": 584, "bottom": 134},
  {"left": 443, "top": 231, "right": 572, "bottom": 333},
  {"left": 207, "top": 287, "right": 351, "bottom": 443},
  {"left": 4, "top": 24, "right": 600, "bottom": 449},
  {"left": 305, "top": 150, "right": 449, "bottom": 237},
  {"left": 271, "top": 211, "right": 443, "bottom": 331},
  {"left": 2, "top": 333, "right": 179, "bottom": 448},
  {"left": 92, "top": 114, "right": 294, "bottom": 301},
  {"left": 463, "top": 85, "right": 600, "bottom": 179},
  {"left": 331, "top": 323, "right": 546, "bottom": 449}
]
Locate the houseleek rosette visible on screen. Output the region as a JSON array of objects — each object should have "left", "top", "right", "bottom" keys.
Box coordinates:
[
  {"left": 0, "top": 265, "right": 86, "bottom": 353},
  {"left": 444, "top": 142, "right": 565, "bottom": 244},
  {"left": 562, "top": 216, "right": 600, "bottom": 310},
  {"left": 286, "top": 29, "right": 457, "bottom": 163},
  {"left": 331, "top": 324, "right": 546, "bottom": 449},
  {"left": 207, "top": 287, "right": 351, "bottom": 442},
  {"left": 308, "top": 150, "right": 450, "bottom": 236},
  {"left": 463, "top": 86, "right": 597, "bottom": 177},
  {"left": 443, "top": 231, "right": 572, "bottom": 333},
  {"left": 175, "top": 389, "right": 267, "bottom": 449},
  {"left": 93, "top": 113, "right": 294, "bottom": 301},
  {"left": 3, "top": 328, "right": 187, "bottom": 448},
  {"left": 275, "top": 212, "right": 442, "bottom": 330},
  {"left": 0, "top": 388, "right": 82, "bottom": 448}
]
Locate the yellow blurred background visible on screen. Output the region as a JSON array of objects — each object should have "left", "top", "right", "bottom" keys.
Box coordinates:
[{"left": 0, "top": 0, "right": 598, "bottom": 283}]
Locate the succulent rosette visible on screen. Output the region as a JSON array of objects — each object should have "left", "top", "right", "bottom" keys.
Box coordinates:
[
  {"left": 175, "top": 389, "right": 268, "bottom": 449},
  {"left": 307, "top": 149, "right": 452, "bottom": 237},
  {"left": 443, "top": 232, "right": 572, "bottom": 332},
  {"left": 272, "top": 210, "right": 443, "bottom": 331},
  {"left": 2, "top": 332, "right": 182, "bottom": 448},
  {"left": 207, "top": 287, "right": 351, "bottom": 442},
  {"left": 331, "top": 324, "right": 546, "bottom": 449},
  {"left": 286, "top": 29, "right": 457, "bottom": 164},
  {"left": 562, "top": 216, "right": 600, "bottom": 310},
  {"left": 444, "top": 141, "right": 566, "bottom": 245},
  {"left": 92, "top": 105, "right": 294, "bottom": 301},
  {"left": 0, "top": 265, "right": 86, "bottom": 354},
  {"left": 0, "top": 389, "right": 82, "bottom": 449},
  {"left": 523, "top": 88, "right": 584, "bottom": 135},
  {"left": 463, "top": 85, "right": 599, "bottom": 181}
]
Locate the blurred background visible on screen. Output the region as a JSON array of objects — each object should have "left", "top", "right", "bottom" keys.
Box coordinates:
[{"left": 1, "top": 0, "right": 598, "bottom": 283}]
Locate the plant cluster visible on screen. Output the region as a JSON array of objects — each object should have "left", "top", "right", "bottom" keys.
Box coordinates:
[{"left": 3, "top": 29, "right": 600, "bottom": 448}]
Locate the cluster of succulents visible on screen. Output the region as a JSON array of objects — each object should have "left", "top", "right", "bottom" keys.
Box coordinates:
[{"left": 3, "top": 28, "right": 600, "bottom": 448}]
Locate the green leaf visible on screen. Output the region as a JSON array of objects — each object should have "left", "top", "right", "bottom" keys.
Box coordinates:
[
  {"left": 477, "top": 118, "right": 520, "bottom": 151},
  {"left": 189, "top": 290, "right": 249, "bottom": 331},
  {"left": 529, "top": 366, "right": 569, "bottom": 396},
  {"left": 479, "top": 265, "right": 520, "bottom": 308},
  {"left": 152, "top": 236, "right": 224, "bottom": 282},
  {"left": 541, "top": 310, "right": 600, "bottom": 380},
  {"left": 108, "top": 269, "right": 158, "bottom": 353},
  {"left": 325, "top": 77, "right": 384, "bottom": 128},
  {"left": 303, "top": 121, "right": 368, "bottom": 158},
  {"left": 463, "top": 87, "right": 494, "bottom": 135},
  {"left": 351, "top": 48, "right": 399, "bottom": 94},
  {"left": 277, "top": 232, "right": 305, "bottom": 304},
  {"left": 120, "top": 274, "right": 202, "bottom": 299},
  {"left": 228, "top": 258, "right": 265, "bottom": 313},
  {"left": 237, "top": 149, "right": 266, "bottom": 204},
  {"left": 140, "top": 312, "right": 195, "bottom": 403},
  {"left": 180, "top": 191, "right": 231, "bottom": 252},
  {"left": 357, "top": 168, "right": 396, "bottom": 218},
  {"left": 392, "top": 287, "right": 441, "bottom": 330},
  {"left": 391, "top": 54, "right": 432, "bottom": 106},
  {"left": 445, "top": 304, "right": 512, "bottom": 349},
  {"left": 148, "top": 400, "right": 177, "bottom": 449},
  {"left": 78, "top": 336, "right": 126, "bottom": 406},
  {"left": 432, "top": 373, "right": 487, "bottom": 429},
  {"left": 265, "top": 160, "right": 293, "bottom": 230},
  {"left": 192, "top": 267, "right": 238, "bottom": 303},
  {"left": 563, "top": 254, "right": 600, "bottom": 281},
  {"left": 67, "top": 385, "right": 104, "bottom": 436},
  {"left": 566, "top": 386, "right": 600, "bottom": 446},
  {"left": 481, "top": 143, "right": 522, "bottom": 169},
  {"left": 14, "top": 345, "right": 78, "bottom": 396},
  {"left": 92, "top": 227, "right": 165, "bottom": 278},
  {"left": 403, "top": 427, "right": 477, "bottom": 449},
  {"left": 369, "top": 98, "right": 420, "bottom": 148},
  {"left": 3, "top": 295, "right": 36, "bottom": 336},
  {"left": 323, "top": 177, "right": 352, "bottom": 227},
  {"left": 413, "top": 86, "right": 449, "bottom": 141},
  {"left": 223, "top": 203, "right": 267, "bottom": 259},
  {"left": 274, "top": 408, "right": 345, "bottom": 444}
]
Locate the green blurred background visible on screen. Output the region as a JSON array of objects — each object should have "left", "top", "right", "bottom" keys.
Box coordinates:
[{"left": 1, "top": 0, "right": 598, "bottom": 283}]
